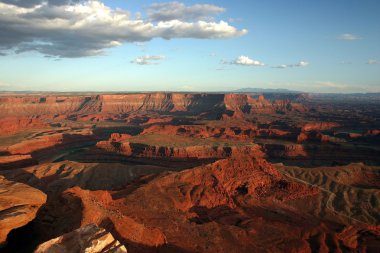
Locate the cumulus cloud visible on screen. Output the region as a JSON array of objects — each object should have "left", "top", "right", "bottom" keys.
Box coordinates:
[
  {"left": 367, "top": 59, "right": 378, "bottom": 65},
  {"left": 223, "top": 56, "right": 264, "bottom": 66},
  {"left": 337, "top": 33, "right": 360, "bottom": 41},
  {"left": 272, "top": 61, "right": 309, "bottom": 68},
  {"left": 147, "top": 1, "right": 225, "bottom": 21},
  {"left": 0, "top": 0, "right": 247, "bottom": 58},
  {"left": 131, "top": 55, "right": 165, "bottom": 65}
]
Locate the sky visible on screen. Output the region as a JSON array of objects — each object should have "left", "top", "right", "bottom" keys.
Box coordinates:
[{"left": 0, "top": 0, "right": 379, "bottom": 93}]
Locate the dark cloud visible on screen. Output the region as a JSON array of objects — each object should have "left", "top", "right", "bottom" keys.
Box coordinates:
[{"left": 0, "top": 0, "right": 42, "bottom": 8}]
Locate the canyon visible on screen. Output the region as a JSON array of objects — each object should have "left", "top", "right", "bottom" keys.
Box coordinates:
[{"left": 0, "top": 92, "right": 379, "bottom": 252}]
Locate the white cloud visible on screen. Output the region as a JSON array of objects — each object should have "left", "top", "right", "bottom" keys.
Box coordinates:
[
  {"left": 131, "top": 55, "right": 165, "bottom": 65},
  {"left": 337, "top": 33, "right": 360, "bottom": 41},
  {"left": 0, "top": 1, "right": 247, "bottom": 58},
  {"left": 224, "top": 56, "right": 264, "bottom": 66},
  {"left": 181, "top": 85, "right": 194, "bottom": 91},
  {"left": 297, "top": 61, "right": 309, "bottom": 67},
  {"left": 272, "top": 61, "right": 309, "bottom": 68},
  {"left": 147, "top": 2, "right": 225, "bottom": 21},
  {"left": 0, "top": 82, "right": 11, "bottom": 87},
  {"left": 367, "top": 59, "right": 378, "bottom": 65},
  {"left": 315, "top": 81, "right": 347, "bottom": 89}
]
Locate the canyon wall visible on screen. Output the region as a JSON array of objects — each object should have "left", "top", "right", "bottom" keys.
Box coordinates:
[{"left": 0, "top": 93, "right": 303, "bottom": 117}]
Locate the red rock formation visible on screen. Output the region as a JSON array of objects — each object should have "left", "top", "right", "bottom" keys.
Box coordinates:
[
  {"left": 96, "top": 135, "right": 263, "bottom": 160},
  {"left": 5, "top": 130, "right": 95, "bottom": 155},
  {"left": 297, "top": 132, "right": 308, "bottom": 142},
  {"left": 0, "top": 92, "right": 378, "bottom": 252},
  {"left": 223, "top": 93, "right": 306, "bottom": 116},
  {"left": 297, "top": 131, "right": 339, "bottom": 143},
  {"left": 0, "top": 93, "right": 306, "bottom": 118},
  {"left": 263, "top": 143, "right": 307, "bottom": 158},
  {"left": 0, "top": 154, "right": 37, "bottom": 170},
  {"left": 301, "top": 122, "right": 340, "bottom": 132},
  {"left": 142, "top": 124, "right": 255, "bottom": 140},
  {"left": 258, "top": 128, "right": 294, "bottom": 138},
  {"left": 0, "top": 176, "right": 46, "bottom": 246},
  {"left": 110, "top": 133, "right": 132, "bottom": 142},
  {"left": 0, "top": 116, "right": 47, "bottom": 135},
  {"left": 35, "top": 154, "right": 327, "bottom": 253},
  {"left": 0, "top": 96, "right": 91, "bottom": 117},
  {"left": 0, "top": 161, "right": 172, "bottom": 197},
  {"left": 34, "top": 224, "right": 127, "bottom": 253}
]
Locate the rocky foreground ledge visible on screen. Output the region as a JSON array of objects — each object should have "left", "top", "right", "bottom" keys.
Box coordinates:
[
  {"left": 34, "top": 224, "right": 127, "bottom": 253},
  {"left": 0, "top": 176, "right": 46, "bottom": 246}
]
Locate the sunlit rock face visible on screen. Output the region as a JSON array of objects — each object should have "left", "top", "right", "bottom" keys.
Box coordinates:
[
  {"left": 34, "top": 224, "right": 127, "bottom": 253},
  {"left": 0, "top": 176, "right": 47, "bottom": 246}
]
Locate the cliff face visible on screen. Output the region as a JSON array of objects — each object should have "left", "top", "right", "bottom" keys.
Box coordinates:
[
  {"left": 96, "top": 140, "right": 262, "bottom": 160},
  {"left": 5, "top": 130, "right": 96, "bottom": 155},
  {"left": 0, "top": 93, "right": 304, "bottom": 117},
  {"left": 0, "top": 96, "right": 89, "bottom": 116},
  {"left": 224, "top": 93, "right": 306, "bottom": 115},
  {"left": 142, "top": 124, "right": 256, "bottom": 140},
  {"left": 0, "top": 116, "right": 48, "bottom": 136},
  {"left": 0, "top": 176, "right": 46, "bottom": 246}
]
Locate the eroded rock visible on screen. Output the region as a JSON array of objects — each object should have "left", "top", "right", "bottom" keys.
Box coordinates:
[
  {"left": 0, "top": 176, "right": 46, "bottom": 246},
  {"left": 34, "top": 224, "right": 127, "bottom": 253}
]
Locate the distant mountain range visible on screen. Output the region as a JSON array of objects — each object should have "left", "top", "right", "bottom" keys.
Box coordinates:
[{"left": 233, "top": 88, "right": 301, "bottom": 93}]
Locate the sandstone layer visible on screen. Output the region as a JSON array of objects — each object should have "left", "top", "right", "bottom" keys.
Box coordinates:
[{"left": 0, "top": 176, "right": 46, "bottom": 246}]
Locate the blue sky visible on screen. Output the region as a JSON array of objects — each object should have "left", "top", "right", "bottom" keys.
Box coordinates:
[{"left": 0, "top": 0, "right": 379, "bottom": 92}]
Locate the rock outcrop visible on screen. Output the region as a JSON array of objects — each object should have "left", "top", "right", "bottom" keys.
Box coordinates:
[
  {"left": 301, "top": 122, "right": 340, "bottom": 132},
  {"left": 96, "top": 140, "right": 262, "bottom": 160},
  {"left": 0, "top": 154, "right": 37, "bottom": 170},
  {"left": 0, "top": 161, "right": 170, "bottom": 196},
  {"left": 142, "top": 124, "right": 256, "bottom": 140},
  {"left": 5, "top": 130, "right": 96, "bottom": 156},
  {"left": 34, "top": 224, "right": 127, "bottom": 253},
  {"left": 0, "top": 116, "right": 48, "bottom": 136},
  {"left": 0, "top": 176, "right": 46, "bottom": 247}
]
